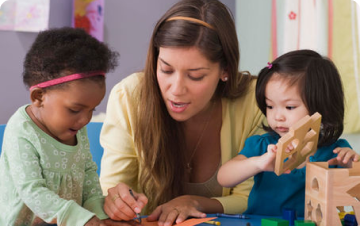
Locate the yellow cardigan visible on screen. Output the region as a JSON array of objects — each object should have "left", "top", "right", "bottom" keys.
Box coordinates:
[{"left": 100, "top": 72, "right": 265, "bottom": 214}]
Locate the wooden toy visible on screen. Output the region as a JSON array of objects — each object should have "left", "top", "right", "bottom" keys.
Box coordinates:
[
  {"left": 274, "top": 112, "right": 321, "bottom": 176},
  {"left": 305, "top": 162, "right": 360, "bottom": 226},
  {"left": 261, "top": 218, "right": 289, "bottom": 226}
]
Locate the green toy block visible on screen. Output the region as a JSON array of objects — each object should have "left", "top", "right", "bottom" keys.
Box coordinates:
[
  {"left": 294, "top": 220, "right": 316, "bottom": 226},
  {"left": 261, "top": 218, "right": 289, "bottom": 226}
]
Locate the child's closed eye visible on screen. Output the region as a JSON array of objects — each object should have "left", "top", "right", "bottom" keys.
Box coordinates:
[{"left": 69, "top": 109, "right": 81, "bottom": 114}]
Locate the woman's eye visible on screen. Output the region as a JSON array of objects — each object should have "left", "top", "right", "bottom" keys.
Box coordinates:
[
  {"left": 266, "top": 105, "right": 273, "bottom": 109},
  {"left": 286, "top": 106, "right": 296, "bottom": 110},
  {"left": 189, "top": 75, "right": 204, "bottom": 81},
  {"left": 161, "top": 69, "right": 173, "bottom": 74}
]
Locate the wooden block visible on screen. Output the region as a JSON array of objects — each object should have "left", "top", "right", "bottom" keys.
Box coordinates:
[
  {"left": 305, "top": 162, "right": 360, "bottom": 226},
  {"left": 274, "top": 112, "right": 321, "bottom": 176},
  {"left": 261, "top": 218, "right": 289, "bottom": 226}
]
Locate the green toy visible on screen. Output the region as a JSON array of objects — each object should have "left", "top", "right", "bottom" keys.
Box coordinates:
[{"left": 261, "top": 218, "right": 289, "bottom": 226}]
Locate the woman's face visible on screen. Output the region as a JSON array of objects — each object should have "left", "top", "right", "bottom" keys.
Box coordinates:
[{"left": 157, "top": 46, "right": 227, "bottom": 122}]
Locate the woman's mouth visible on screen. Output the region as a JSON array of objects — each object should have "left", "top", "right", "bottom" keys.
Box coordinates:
[
  {"left": 173, "top": 102, "right": 186, "bottom": 108},
  {"left": 169, "top": 101, "right": 189, "bottom": 113}
]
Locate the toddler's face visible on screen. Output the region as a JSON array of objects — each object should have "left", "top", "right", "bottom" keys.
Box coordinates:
[
  {"left": 265, "top": 75, "right": 309, "bottom": 137},
  {"left": 34, "top": 80, "right": 105, "bottom": 145}
]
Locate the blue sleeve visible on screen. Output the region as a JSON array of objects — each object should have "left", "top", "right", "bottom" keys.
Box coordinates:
[
  {"left": 335, "top": 139, "right": 352, "bottom": 149},
  {"left": 239, "top": 135, "right": 272, "bottom": 158}
]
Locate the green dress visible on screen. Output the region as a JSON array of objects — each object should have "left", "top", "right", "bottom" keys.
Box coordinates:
[{"left": 0, "top": 105, "right": 107, "bottom": 226}]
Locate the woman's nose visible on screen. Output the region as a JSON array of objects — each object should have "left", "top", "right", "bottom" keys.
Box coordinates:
[{"left": 171, "top": 74, "right": 186, "bottom": 96}]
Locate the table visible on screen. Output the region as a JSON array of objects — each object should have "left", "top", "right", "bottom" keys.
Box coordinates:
[
  {"left": 103, "top": 214, "right": 292, "bottom": 226},
  {"left": 197, "top": 214, "right": 265, "bottom": 226}
]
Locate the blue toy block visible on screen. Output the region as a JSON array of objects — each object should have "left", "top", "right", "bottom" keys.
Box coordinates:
[
  {"left": 294, "top": 220, "right": 316, "bottom": 226},
  {"left": 261, "top": 218, "right": 289, "bottom": 226},
  {"left": 282, "top": 208, "right": 297, "bottom": 226},
  {"left": 344, "top": 214, "right": 358, "bottom": 226}
]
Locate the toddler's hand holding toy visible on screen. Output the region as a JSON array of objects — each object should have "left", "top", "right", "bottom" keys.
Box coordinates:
[{"left": 328, "top": 147, "right": 359, "bottom": 167}]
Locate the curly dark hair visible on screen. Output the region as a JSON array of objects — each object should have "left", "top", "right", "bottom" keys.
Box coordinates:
[
  {"left": 23, "top": 27, "right": 119, "bottom": 89},
  {"left": 256, "top": 49, "right": 344, "bottom": 147}
]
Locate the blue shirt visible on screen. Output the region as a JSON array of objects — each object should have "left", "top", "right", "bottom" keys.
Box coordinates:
[{"left": 240, "top": 133, "right": 351, "bottom": 217}]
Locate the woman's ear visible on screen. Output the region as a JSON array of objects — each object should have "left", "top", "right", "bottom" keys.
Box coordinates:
[
  {"left": 30, "top": 88, "right": 44, "bottom": 107},
  {"left": 220, "top": 69, "right": 229, "bottom": 82}
]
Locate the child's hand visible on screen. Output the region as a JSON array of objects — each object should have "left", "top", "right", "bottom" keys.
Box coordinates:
[
  {"left": 285, "top": 140, "right": 296, "bottom": 153},
  {"left": 102, "top": 219, "right": 141, "bottom": 226},
  {"left": 259, "top": 144, "right": 277, "bottom": 171},
  {"left": 85, "top": 216, "right": 108, "bottom": 226},
  {"left": 328, "top": 147, "right": 360, "bottom": 167},
  {"left": 260, "top": 144, "right": 292, "bottom": 174}
]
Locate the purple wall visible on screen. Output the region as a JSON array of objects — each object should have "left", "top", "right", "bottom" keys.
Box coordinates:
[{"left": 0, "top": 0, "right": 235, "bottom": 124}]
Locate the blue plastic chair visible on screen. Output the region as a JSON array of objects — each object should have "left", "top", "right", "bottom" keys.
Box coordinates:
[
  {"left": 86, "top": 122, "right": 104, "bottom": 175},
  {"left": 0, "top": 124, "right": 5, "bottom": 156}
]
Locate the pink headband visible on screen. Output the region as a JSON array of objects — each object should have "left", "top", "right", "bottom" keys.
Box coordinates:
[{"left": 29, "top": 71, "right": 105, "bottom": 90}]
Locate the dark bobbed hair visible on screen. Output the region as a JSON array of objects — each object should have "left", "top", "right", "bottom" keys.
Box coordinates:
[
  {"left": 134, "top": 0, "right": 255, "bottom": 212},
  {"left": 256, "top": 49, "right": 344, "bottom": 147},
  {"left": 23, "top": 27, "right": 119, "bottom": 89}
]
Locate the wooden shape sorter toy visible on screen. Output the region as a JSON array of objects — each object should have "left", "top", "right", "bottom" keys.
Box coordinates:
[
  {"left": 274, "top": 112, "right": 322, "bottom": 176},
  {"left": 305, "top": 162, "right": 360, "bottom": 226}
]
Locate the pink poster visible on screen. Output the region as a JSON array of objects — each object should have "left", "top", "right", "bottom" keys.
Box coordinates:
[{"left": 72, "top": 0, "right": 104, "bottom": 42}]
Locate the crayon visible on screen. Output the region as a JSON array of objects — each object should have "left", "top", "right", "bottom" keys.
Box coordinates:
[
  {"left": 204, "top": 220, "right": 221, "bottom": 225},
  {"left": 216, "top": 213, "right": 249, "bottom": 219},
  {"left": 129, "top": 189, "right": 142, "bottom": 223}
]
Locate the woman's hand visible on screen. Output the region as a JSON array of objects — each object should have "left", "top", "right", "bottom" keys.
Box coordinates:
[
  {"left": 104, "top": 182, "right": 148, "bottom": 221},
  {"left": 328, "top": 147, "right": 360, "bottom": 167},
  {"left": 147, "top": 195, "right": 208, "bottom": 226}
]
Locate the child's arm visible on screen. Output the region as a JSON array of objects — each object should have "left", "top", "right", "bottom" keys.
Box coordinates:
[
  {"left": 82, "top": 148, "right": 108, "bottom": 220},
  {"left": 328, "top": 147, "right": 360, "bottom": 167},
  {"left": 217, "top": 144, "right": 278, "bottom": 187},
  {"left": 6, "top": 139, "right": 98, "bottom": 225},
  {"left": 84, "top": 216, "right": 108, "bottom": 226}
]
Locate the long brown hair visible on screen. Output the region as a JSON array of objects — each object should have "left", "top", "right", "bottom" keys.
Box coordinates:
[{"left": 134, "top": 0, "right": 255, "bottom": 212}]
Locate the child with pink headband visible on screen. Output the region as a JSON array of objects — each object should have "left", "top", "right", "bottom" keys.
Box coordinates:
[{"left": 0, "top": 27, "right": 118, "bottom": 226}]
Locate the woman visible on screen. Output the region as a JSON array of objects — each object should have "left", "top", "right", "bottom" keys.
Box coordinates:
[{"left": 100, "top": 0, "right": 265, "bottom": 225}]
